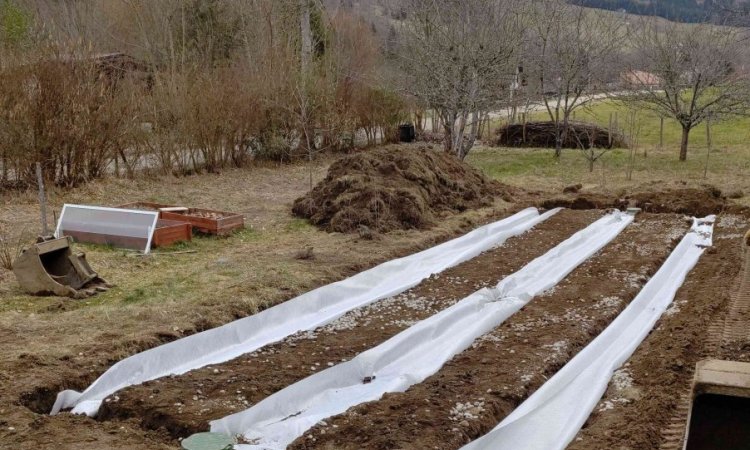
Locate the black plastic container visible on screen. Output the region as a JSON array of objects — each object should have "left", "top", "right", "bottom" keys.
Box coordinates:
[{"left": 399, "top": 124, "right": 416, "bottom": 143}]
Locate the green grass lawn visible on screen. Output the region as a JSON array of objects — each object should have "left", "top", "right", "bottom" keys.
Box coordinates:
[
  {"left": 471, "top": 100, "right": 750, "bottom": 203},
  {"left": 572, "top": 100, "right": 750, "bottom": 149}
]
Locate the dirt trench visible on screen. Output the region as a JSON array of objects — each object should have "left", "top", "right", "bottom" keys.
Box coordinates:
[
  {"left": 288, "top": 214, "right": 687, "bottom": 450},
  {"left": 98, "top": 209, "right": 600, "bottom": 439},
  {"left": 568, "top": 215, "right": 749, "bottom": 450}
]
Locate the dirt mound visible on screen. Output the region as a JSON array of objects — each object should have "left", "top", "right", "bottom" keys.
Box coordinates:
[
  {"left": 628, "top": 186, "right": 728, "bottom": 216},
  {"left": 292, "top": 145, "right": 508, "bottom": 233},
  {"left": 540, "top": 186, "right": 736, "bottom": 217},
  {"left": 492, "top": 121, "right": 626, "bottom": 149}
]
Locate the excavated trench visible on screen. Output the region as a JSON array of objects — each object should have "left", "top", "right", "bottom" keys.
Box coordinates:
[
  {"left": 569, "top": 214, "right": 750, "bottom": 450},
  {"left": 95, "top": 211, "right": 695, "bottom": 449},
  {"left": 290, "top": 214, "right": 686, "bottom": 450},
  {"left": 682, "top": 222, "right": 750, "bottom": 450},
  {"left": 97, "top": 209, "right": 600, "bottom": 439},
  {"left": 21, "top": 201, "right": 749, "bottom": 450}
]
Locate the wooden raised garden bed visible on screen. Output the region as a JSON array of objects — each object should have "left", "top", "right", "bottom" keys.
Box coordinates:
[
  {"left": 152, "top": 219, "right": 192, "bottom": 247},
  {"left": 160, "top": 208, "right": 244, "bottom": 236},
  {"left": 117, "top": 202, "right": 244, "bottom": 236}
]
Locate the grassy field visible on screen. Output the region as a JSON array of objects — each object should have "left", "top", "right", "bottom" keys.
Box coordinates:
[{"left": 471, "top": 100, "right": 750, "bottom": 204}]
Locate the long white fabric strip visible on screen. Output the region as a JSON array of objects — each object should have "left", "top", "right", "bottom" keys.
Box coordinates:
[
  {"left": 211, "top": 211, "right": 634, "bottom": 449},
  {"left": 460, "top": 216, "right": 715, "bottom": 450},
  {"left": 52, "top": 207, "right": 557, "bottom": 417}
]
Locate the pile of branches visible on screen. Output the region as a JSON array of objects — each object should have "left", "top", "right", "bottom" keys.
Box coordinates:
[{"left": 492, "top": 121, "right": 626, "bottom": 149}]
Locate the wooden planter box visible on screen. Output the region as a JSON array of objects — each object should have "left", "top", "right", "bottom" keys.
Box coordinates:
[
  {"left": 117, "top": 202, "right": 244, "bottom": 236},
  {"left": 152, "top": 219, "right": 192, "bottom": 248},
  {"left": 161, "top": 208, "right": 244, "bottom": 236}
]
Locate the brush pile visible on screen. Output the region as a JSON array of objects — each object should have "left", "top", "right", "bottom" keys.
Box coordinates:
[{"left": 492, "top": 121, "right": 626, "bottom": 149}]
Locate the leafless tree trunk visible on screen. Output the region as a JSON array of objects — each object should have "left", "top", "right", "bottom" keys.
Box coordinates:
[
  {"left": 396, "top": 0, "right": 523, "bottom": 160},
  {"left": 621, "top": 18, "right": 750, "bottom": 161},
  {"left": 300, "top": 0, "right": 312, "bottom": 73},
  {"left": 526, "top": 0, "right": 625, "bottom": 158}
]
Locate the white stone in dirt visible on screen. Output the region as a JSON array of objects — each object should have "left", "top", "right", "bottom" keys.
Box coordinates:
[
  {"left": 596, "top": 397, "right": 630, "bottom": 412},
  {"left": 717, "top": 233, "right": 744, "bottom": 240},
  {"left": 664, "top": 300, "right": 685, "bottom": 317},
  {"left": 611, "top": 368, "right": 633, "bottom": 391},
  {"left": 596, "top": 296, "right": 622, "bottom": 309},
  {"left": 719, "top": 215, "right": 748, "bottom": 229},
  {"left": 450, "top": 400, "right": 486, "bottom": 422},
  {"left": 543, "top": 340, "right": 568, "bottom": 363}
]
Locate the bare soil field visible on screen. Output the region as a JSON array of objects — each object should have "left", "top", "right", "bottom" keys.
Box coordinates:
[
  {"left": 289, "top": 213, "right": 686, "bottom": 449},
  {"left": 569, "top": 215, "right": 750, "bottom": 450},
  {"left": 99, "top": 209, "right": 597, "bottom": 439},
  {"left": 1, "top": 144, "right": 749, "bottom": 450},
  {"left": 2, "top": 155, "right": 516, "bottom": 449}
]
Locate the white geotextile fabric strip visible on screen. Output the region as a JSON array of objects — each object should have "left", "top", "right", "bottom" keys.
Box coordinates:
[
  {"left": 52, "top": 207, "right": 557, "bottom": 417},
  {"left": 460, "top": 216, "right": 715, "bottom": 450},
  {"left": 211, "top": 211, "right": 634, "bottom": 449}
]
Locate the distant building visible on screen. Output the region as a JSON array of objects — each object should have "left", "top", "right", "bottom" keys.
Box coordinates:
[{"left": 620, "top": 70, "right": 662, "bottom": 89}]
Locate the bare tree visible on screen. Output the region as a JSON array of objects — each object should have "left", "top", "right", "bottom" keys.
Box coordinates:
[
  {"left": 525, "top": 0, "right": 625, "bottom": 157},
  {"left": 623, "top": 18, "right": 750, "bottom": 161},
  {"left": 395, "top": 0, "right": 522, "bottom": 160}
]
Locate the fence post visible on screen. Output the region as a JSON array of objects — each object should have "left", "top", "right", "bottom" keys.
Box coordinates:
[
  {"left": 36, "top": 162, "right": 49, "bottom": 236},
  {"left": 659, "top": 116, "right": 664, "bottom": 152},
  {"left": 704, "top": 115, "right": 712, "bottom": 179}
]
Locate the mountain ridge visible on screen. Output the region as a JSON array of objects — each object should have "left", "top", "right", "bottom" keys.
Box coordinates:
[{"left": 570, "top": 0, "right": 744, "bottom": 23}]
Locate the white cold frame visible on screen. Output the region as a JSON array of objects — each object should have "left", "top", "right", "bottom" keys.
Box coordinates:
[{"left": 55, "top": 204, "right": 159, "bottom": 254}]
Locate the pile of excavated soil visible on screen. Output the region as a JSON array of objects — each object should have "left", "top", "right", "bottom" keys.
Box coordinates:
[
  {"left": 540, "top": 185, "right": 740, "bottom": 217},
  {"left": 292, "top": 145, "right": 510, "bottom": 233}
]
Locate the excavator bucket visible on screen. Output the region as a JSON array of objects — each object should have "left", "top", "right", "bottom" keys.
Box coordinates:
[{"left": 12, "top": 236, "right": 110, "bottom": 298}]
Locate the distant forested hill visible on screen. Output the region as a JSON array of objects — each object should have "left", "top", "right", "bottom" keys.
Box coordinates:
[{"left": 570, "top": 0, "right": 720, "bottom": 22}]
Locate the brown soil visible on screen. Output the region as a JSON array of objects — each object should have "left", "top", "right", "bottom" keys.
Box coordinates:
[
  {"left": 0, "top": 159, "right": 518, "bottom": 450},
  {"left": 539, "top": 185, "right": 739, "bottom": 217},
  {"left": 4, "top": 146, "right": 746, "bottom": 450},
  {"left": 98, "top": 209, "right": 598, "bottom": 439},
  {"left": 568, "top": 217, "right": 749, "bottom": 450},
  {"left": 286, "top": 214, "right": 687, "bottom": 450},
  {"left": 292, "top": 144, "right": 512, "bottom": 233}
]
